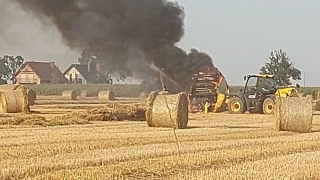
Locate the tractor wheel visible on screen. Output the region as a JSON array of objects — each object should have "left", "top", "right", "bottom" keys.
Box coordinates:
[
  {"left": 227, "top": 97, "right": 245, "bottom": 114},
  {"left": 262, "top": 97, "right": 275, "bottom": 115}
]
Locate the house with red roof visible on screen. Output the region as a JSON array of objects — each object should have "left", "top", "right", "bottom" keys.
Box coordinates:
[{"left": 12, "top": 61, "right": 69, "bottom": 84}]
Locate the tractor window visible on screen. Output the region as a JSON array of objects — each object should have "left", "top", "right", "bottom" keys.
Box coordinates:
[
  {"left": 257, "top": 77, "right": 277, "bottom": 90},
  {"left": 245, "top": 76, "right": 258, "bottom": 91},
  {"left": 265, "top": 77, "right": 278, "bottom": 88}
]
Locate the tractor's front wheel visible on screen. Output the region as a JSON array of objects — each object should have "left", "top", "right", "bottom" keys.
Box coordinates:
[
  {"left": 262, "top": 97, "right": 275, "bottom": 115},
  {"left": 227, "top": 97, "right": 246, "bottom": 114}
]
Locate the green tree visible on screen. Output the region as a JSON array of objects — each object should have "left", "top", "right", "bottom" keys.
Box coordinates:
[
  {"left": 0, "top": 55, "right": 24, "bottom": 84},
  {"left": 78, "top": 49, "right": 124, "bottom": 83},
  {"left": 260, "top": 49, "right": 301, "bottom": 86},
  {"left": 78, "top": 49, "right": 97, "bottom": 65}
]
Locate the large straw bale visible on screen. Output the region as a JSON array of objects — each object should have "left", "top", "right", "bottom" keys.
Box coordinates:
[
  {"left": 0, "top": 85, "right": 37, "bottom": 106},
  {"left": 98, "top": 90, "right": 115, "bottom": 101},
  {"left": 315, "top": 90, "right": 320, "bottom": 110},
  {"left": 0, "top": 88, "right": 30, "bottom": 113},
  {"left": 80, "top": 90, "right": 88, "bottom": 98},
  {"left": 146, "top": 91, "right": 188, "bottom": 129},
  {"left": 275, "top": 96, "right": 313, "bottom": 133},
  {"left": 62, "top": 90, "right": 77, "bottom": 100}
]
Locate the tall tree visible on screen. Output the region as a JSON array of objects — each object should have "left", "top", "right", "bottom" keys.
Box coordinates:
[
  {"left": 78, "top": 49, "right": 125, "bottom": 82},
  {"left": 260, "top": 49, "right": 301, "bottom": 86},
  {"left": 0, "top": 55, "right": 24, "bottom": 84},
  {"left": 78, "top": 49, "right": 97, "bottom": 65}
]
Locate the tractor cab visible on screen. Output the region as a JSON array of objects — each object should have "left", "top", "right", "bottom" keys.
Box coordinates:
[
  {"left": 242, "top": 74, "right": 278, "bottom": 113},
  {"left": 227, "top": 74, "right": 299, "bottom": 115}
]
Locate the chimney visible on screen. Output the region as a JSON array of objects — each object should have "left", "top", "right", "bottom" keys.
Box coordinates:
[{"left": 88, "top": 61, "right": 91, "bottom": 72}]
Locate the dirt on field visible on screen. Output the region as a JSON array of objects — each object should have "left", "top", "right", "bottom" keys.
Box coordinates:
[{"left": 1, "top": 96, "right": 320, "bottom": 179}]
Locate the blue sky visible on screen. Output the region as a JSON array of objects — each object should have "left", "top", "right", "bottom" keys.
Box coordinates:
[{"left": 175, "top": 0, "right": 320, "bottom": 86}]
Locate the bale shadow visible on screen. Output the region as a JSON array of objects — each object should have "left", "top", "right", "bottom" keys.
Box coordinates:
[
  {"left": 29, "top": 111, "right": 70, "bottom": 115},
  {"left": 227, "top": 125, "right": 260, "bottom": 129}
]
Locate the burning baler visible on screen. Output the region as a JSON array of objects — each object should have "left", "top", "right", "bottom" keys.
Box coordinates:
[{"left": 188, "top": 65, "right": 230, "bottom": 113}]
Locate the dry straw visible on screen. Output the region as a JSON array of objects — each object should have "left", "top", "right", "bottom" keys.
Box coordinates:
[
  {"left": 50, "top": 113, "right": 90, "bottom": 126},
  {"left": 146, "top": 91, "right": 188, "bottom": 129},
  {"left": 62, "top": 90, "right": 77, "bottom": 100},
  {"left": 0, "top": 114, "right": 46, "bottom": 126},
  {"left": 80, "top": 90, "right": 88, "bottom": 98},
  {"left": 98, "top": 90, "right": 115, "bottom": 101},
  {"left": 315, "top": 90, "right": 320, "bottom": 111},
  {"left": 0, "top": 87, "right": 30, "bottom": 113},
  {"left": 87, "top": 103, "right": 146, "bottom": 121},
  {"left": 274, "top": 96, "right": 313, "bottom": 133}
]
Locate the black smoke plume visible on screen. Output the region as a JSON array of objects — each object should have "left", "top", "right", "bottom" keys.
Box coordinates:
[{"left": 12, "top": 0, "right": 215, "bottom": 93}]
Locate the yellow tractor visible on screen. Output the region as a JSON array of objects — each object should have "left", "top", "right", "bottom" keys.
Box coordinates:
[{"left": 227, "top": 74, "right": 299, "bottom": 115}]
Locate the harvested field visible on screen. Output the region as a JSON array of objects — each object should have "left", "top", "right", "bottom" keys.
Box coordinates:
[{"left": 1, "top": 95, "right": 320, "bottom": 179}]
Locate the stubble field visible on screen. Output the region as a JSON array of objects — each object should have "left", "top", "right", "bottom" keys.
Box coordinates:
[{"left": 1, "top": 95, "right": 320, "bottom": 180}]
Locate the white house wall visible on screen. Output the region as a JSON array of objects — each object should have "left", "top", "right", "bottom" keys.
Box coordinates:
[{"left": 64, "top": 67, "right": 88, "bottom": 85}]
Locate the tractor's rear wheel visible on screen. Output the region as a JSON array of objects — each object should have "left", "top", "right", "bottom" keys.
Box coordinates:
[
  {"left": 262, "top": 97, "right": 275, "bottom": 115},
  {"left": 227, "top": 97, "right": 245, "bottom": 114}
]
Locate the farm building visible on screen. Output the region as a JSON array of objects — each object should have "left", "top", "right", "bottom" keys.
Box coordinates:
[
  {"left": 12, "top": 61, "right": 69, "bottom": 84},
  {"left": 63, "top": 63, "right": 111, "bottom": 84}
]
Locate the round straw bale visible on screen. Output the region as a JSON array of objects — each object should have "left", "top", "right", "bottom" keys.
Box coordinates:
[
  {"left": 0, "top": 88, "right": 30, "bottom": 113},
  {"left": 80, "top": 90, "right": 88, "bottom": 98},
  {"left": 274, "top": 96, "right": 313, "bottom": 133},
  {"left": 27, "top": 89, "right": 36, "bottom": 106},
  {"left": 315, "top": 90, "right": 320, "bottom": 111},
  {"left": 98, "top": 90, "right": 115, "bottom": 101},
  {"left": 62, "top": 90, "right": 77, "bottom": 100},
  {"left": 146, "top": 91, "right": 188, "bottom": 129},
  {"left": 0, "top": 85, "right": 36, "bottom": 106}
]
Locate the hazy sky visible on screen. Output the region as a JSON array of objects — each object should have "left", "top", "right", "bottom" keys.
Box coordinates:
[
  {"left": 0, "top": 0, "right": 79, "bottom": 71},
  {"left": 176, "top": 0, "right": 320, "bottom": 86},
  {"left": 1, "top": 0, "right": 319, "bottom": 86}
]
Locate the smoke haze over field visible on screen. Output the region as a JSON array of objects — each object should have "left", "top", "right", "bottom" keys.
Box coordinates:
[
  {"left": 1, "top": 0, "right": 216, "bottom": 92},
  {"left": 0, "top": 0, "right": 79, "bottom": 68}
]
